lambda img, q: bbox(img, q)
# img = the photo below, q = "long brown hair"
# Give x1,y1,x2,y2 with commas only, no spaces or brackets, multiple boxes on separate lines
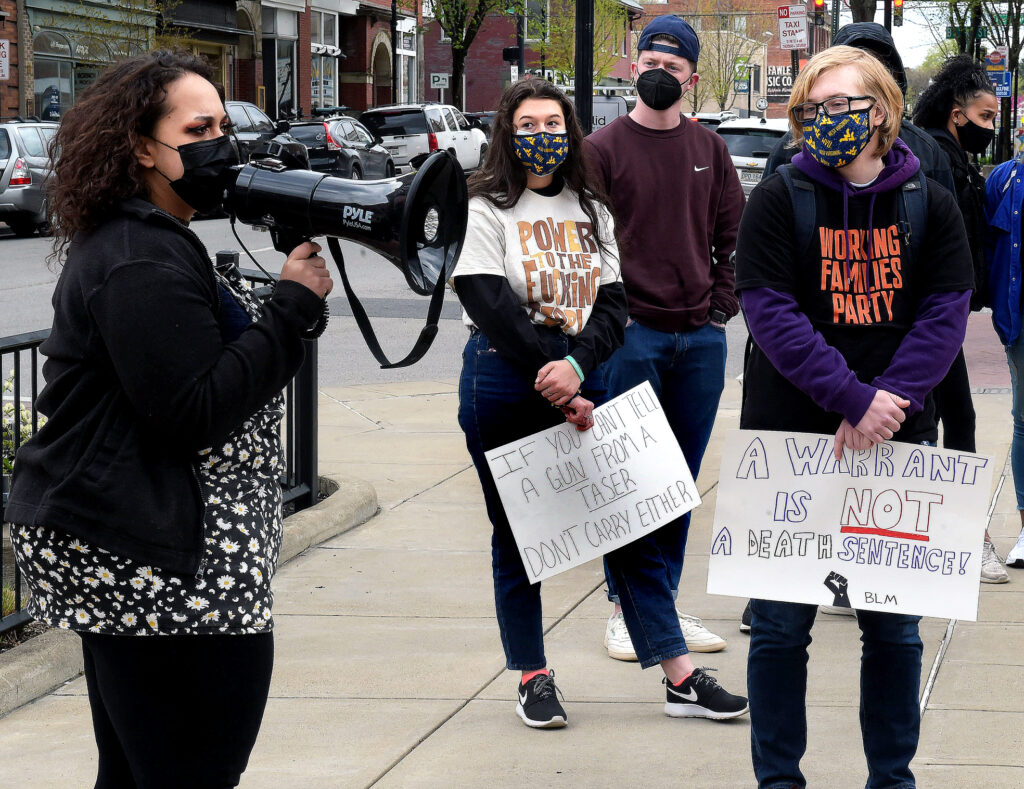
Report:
47,50,216,263
468,79,614,251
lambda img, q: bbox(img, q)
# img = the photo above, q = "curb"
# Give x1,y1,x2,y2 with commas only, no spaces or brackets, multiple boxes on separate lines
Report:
0,473,378,720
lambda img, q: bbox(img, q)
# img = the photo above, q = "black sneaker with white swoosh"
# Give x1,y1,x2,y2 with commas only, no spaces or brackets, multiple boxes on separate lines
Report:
516,670,568,728
664,667,749,719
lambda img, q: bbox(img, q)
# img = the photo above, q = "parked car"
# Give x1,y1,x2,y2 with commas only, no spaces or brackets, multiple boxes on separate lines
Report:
360,103,487,173
686,110,738,130
0,119,58,237
286,118,395,180
225,100,297,163
715,117,790,195
464,111,496,139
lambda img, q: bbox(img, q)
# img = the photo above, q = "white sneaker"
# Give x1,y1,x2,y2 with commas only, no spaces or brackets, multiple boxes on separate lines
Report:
819,605,857,616
981,541,1009,584
604,612,637,661
678,611,726,653
1007,530,1024,568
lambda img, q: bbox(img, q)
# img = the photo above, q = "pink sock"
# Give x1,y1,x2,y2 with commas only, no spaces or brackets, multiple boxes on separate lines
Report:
671,670,694,687
521,668,549,684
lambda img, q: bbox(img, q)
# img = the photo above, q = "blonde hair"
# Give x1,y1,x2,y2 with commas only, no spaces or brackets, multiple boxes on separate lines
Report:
787,45,903,156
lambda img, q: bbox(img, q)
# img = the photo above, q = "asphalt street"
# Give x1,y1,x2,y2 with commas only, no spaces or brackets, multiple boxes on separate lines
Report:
0,218,750,387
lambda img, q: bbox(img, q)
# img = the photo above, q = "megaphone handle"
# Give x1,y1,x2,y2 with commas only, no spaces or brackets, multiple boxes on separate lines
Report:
268,228,330,340
327,236,444,369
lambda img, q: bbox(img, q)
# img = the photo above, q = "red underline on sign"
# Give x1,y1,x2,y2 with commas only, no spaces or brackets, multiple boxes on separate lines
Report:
839,527,930,542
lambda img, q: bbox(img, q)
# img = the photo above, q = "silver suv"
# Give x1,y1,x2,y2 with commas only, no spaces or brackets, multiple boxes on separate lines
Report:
360,103,487,174
0,119,58,237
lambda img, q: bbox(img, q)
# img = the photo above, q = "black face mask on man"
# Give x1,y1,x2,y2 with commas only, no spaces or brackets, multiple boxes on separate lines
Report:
954,113,995,155
151,135,239,214
635,68,684,111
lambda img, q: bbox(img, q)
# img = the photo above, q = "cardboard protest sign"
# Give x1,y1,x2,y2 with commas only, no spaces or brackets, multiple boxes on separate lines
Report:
485,382,699,583
707,430,992,620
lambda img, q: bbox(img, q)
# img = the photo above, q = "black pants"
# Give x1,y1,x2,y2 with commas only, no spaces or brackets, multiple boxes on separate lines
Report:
932,346,976,452
80,631,274,789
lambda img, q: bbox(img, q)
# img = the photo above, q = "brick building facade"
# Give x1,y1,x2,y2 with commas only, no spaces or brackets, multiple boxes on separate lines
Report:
422,2,641,113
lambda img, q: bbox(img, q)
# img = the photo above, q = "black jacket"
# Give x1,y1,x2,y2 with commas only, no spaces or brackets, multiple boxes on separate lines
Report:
4,199,323,574
925,127,990,309
762,23,955,196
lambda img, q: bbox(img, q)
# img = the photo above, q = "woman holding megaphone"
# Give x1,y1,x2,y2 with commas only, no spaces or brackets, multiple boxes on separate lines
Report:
452,79,627,729
5,51,330,787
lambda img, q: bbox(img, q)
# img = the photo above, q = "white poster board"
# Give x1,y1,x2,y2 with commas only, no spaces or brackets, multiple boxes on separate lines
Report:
707,430,992,620
777,5,808,51
485,382,699,583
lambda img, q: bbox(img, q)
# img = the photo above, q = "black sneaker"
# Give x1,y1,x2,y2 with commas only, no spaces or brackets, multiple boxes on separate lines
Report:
516,670,567,729
664,668,749,720
740,601,752,634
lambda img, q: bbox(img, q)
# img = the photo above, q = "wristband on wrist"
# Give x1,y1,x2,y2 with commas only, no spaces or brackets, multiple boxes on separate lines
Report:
564,355,584,384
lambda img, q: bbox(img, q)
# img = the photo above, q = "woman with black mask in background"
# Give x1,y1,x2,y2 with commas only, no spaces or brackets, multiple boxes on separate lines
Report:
4,51,331,787
912,55,1006,583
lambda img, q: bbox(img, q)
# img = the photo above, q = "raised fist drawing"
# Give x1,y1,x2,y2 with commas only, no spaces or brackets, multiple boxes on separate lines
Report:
824,571,852,608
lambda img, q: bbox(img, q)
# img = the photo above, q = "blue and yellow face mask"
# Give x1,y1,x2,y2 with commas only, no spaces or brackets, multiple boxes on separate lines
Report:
802,110,874,170
513,131,569,176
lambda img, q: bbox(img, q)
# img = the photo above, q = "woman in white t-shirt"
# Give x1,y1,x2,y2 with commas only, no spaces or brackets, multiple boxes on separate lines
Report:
452,79,627,729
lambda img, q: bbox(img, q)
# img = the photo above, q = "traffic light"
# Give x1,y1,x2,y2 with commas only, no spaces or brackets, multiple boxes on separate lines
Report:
813,0,825,27
893,0,904,27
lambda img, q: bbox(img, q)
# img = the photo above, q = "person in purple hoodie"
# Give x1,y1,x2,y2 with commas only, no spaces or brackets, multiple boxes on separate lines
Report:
734,46,974,789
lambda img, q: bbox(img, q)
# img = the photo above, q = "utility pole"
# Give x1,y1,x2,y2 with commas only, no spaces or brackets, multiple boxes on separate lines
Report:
575,0,594,134
391,0,399,103
883,0,891,32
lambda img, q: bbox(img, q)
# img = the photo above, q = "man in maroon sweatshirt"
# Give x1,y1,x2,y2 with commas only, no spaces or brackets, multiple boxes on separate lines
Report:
585,15,746,702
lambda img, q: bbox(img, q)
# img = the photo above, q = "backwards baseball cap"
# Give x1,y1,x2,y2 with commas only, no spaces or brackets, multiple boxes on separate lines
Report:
637,16,700,63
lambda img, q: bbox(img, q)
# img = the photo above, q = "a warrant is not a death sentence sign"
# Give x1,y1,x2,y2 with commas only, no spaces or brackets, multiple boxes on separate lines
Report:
707,430,992,620
485,382,698,583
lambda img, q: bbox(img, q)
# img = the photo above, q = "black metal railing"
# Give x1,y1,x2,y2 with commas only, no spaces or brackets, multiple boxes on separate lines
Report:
1,267,318,638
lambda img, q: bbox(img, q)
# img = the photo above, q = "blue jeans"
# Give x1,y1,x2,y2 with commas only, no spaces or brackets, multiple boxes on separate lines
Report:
601,320,727,604
458,329,583,670
747,600,922,789
1005,336,1024,510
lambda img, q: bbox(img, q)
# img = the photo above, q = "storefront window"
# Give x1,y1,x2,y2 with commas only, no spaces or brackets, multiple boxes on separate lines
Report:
310,11,338,109
277,39,296,117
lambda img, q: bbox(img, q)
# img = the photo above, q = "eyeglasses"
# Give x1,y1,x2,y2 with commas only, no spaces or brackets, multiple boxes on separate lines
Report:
793,96,875,123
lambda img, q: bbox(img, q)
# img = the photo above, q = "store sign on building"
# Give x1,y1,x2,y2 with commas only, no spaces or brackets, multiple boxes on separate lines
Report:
767,64,793,103
0,40,9,81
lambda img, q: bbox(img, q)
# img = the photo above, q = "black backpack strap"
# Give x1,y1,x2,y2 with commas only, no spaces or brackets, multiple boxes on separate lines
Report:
779,164,818,257
897,169,928,266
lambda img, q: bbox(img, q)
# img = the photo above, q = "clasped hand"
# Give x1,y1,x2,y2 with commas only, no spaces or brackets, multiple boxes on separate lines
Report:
535,360,582,406
833,389,910,460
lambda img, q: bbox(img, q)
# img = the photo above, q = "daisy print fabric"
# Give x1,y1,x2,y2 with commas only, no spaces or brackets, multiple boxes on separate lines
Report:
10,267,287,636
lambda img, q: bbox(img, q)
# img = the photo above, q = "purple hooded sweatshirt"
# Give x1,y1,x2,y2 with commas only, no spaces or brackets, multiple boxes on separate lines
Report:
738,138,971,428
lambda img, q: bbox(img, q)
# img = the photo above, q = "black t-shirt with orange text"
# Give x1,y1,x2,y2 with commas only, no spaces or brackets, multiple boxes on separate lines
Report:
735,171,975,438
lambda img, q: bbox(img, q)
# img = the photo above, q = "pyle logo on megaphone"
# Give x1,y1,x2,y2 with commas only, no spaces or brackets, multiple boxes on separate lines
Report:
342,205,374,229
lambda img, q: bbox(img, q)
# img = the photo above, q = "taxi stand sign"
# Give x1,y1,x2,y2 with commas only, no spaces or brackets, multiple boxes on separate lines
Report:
777,5,808,51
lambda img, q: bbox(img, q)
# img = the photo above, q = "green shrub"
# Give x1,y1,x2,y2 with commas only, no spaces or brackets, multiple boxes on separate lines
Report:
2,371,44,474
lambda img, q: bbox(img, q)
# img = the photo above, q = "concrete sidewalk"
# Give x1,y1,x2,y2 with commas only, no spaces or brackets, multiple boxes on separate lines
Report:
2,324,1023,786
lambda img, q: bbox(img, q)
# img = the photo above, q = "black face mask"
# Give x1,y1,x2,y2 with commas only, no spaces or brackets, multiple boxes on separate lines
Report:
955,115,995,155
635,68,684,111
152,135,239,214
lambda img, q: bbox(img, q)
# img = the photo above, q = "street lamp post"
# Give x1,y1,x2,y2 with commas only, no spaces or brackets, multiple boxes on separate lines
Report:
575,0,594,134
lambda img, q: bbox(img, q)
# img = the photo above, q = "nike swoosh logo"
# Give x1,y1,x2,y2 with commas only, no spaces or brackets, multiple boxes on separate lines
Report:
519,689,529,705
668,686,699,702
694,166,709,172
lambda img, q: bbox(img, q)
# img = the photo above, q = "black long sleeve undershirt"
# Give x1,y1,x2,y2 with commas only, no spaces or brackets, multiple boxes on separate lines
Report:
454,273,627,379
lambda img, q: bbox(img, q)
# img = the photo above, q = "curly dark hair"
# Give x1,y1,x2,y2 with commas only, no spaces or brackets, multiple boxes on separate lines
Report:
467,79,614,252
47,50,217,263
911,54,995,131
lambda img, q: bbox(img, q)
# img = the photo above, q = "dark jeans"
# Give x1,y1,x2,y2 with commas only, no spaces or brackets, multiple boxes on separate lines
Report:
80,631,274,789
458,329,578,670
601,320,727,604
932,347,976,453
747,600,922,789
